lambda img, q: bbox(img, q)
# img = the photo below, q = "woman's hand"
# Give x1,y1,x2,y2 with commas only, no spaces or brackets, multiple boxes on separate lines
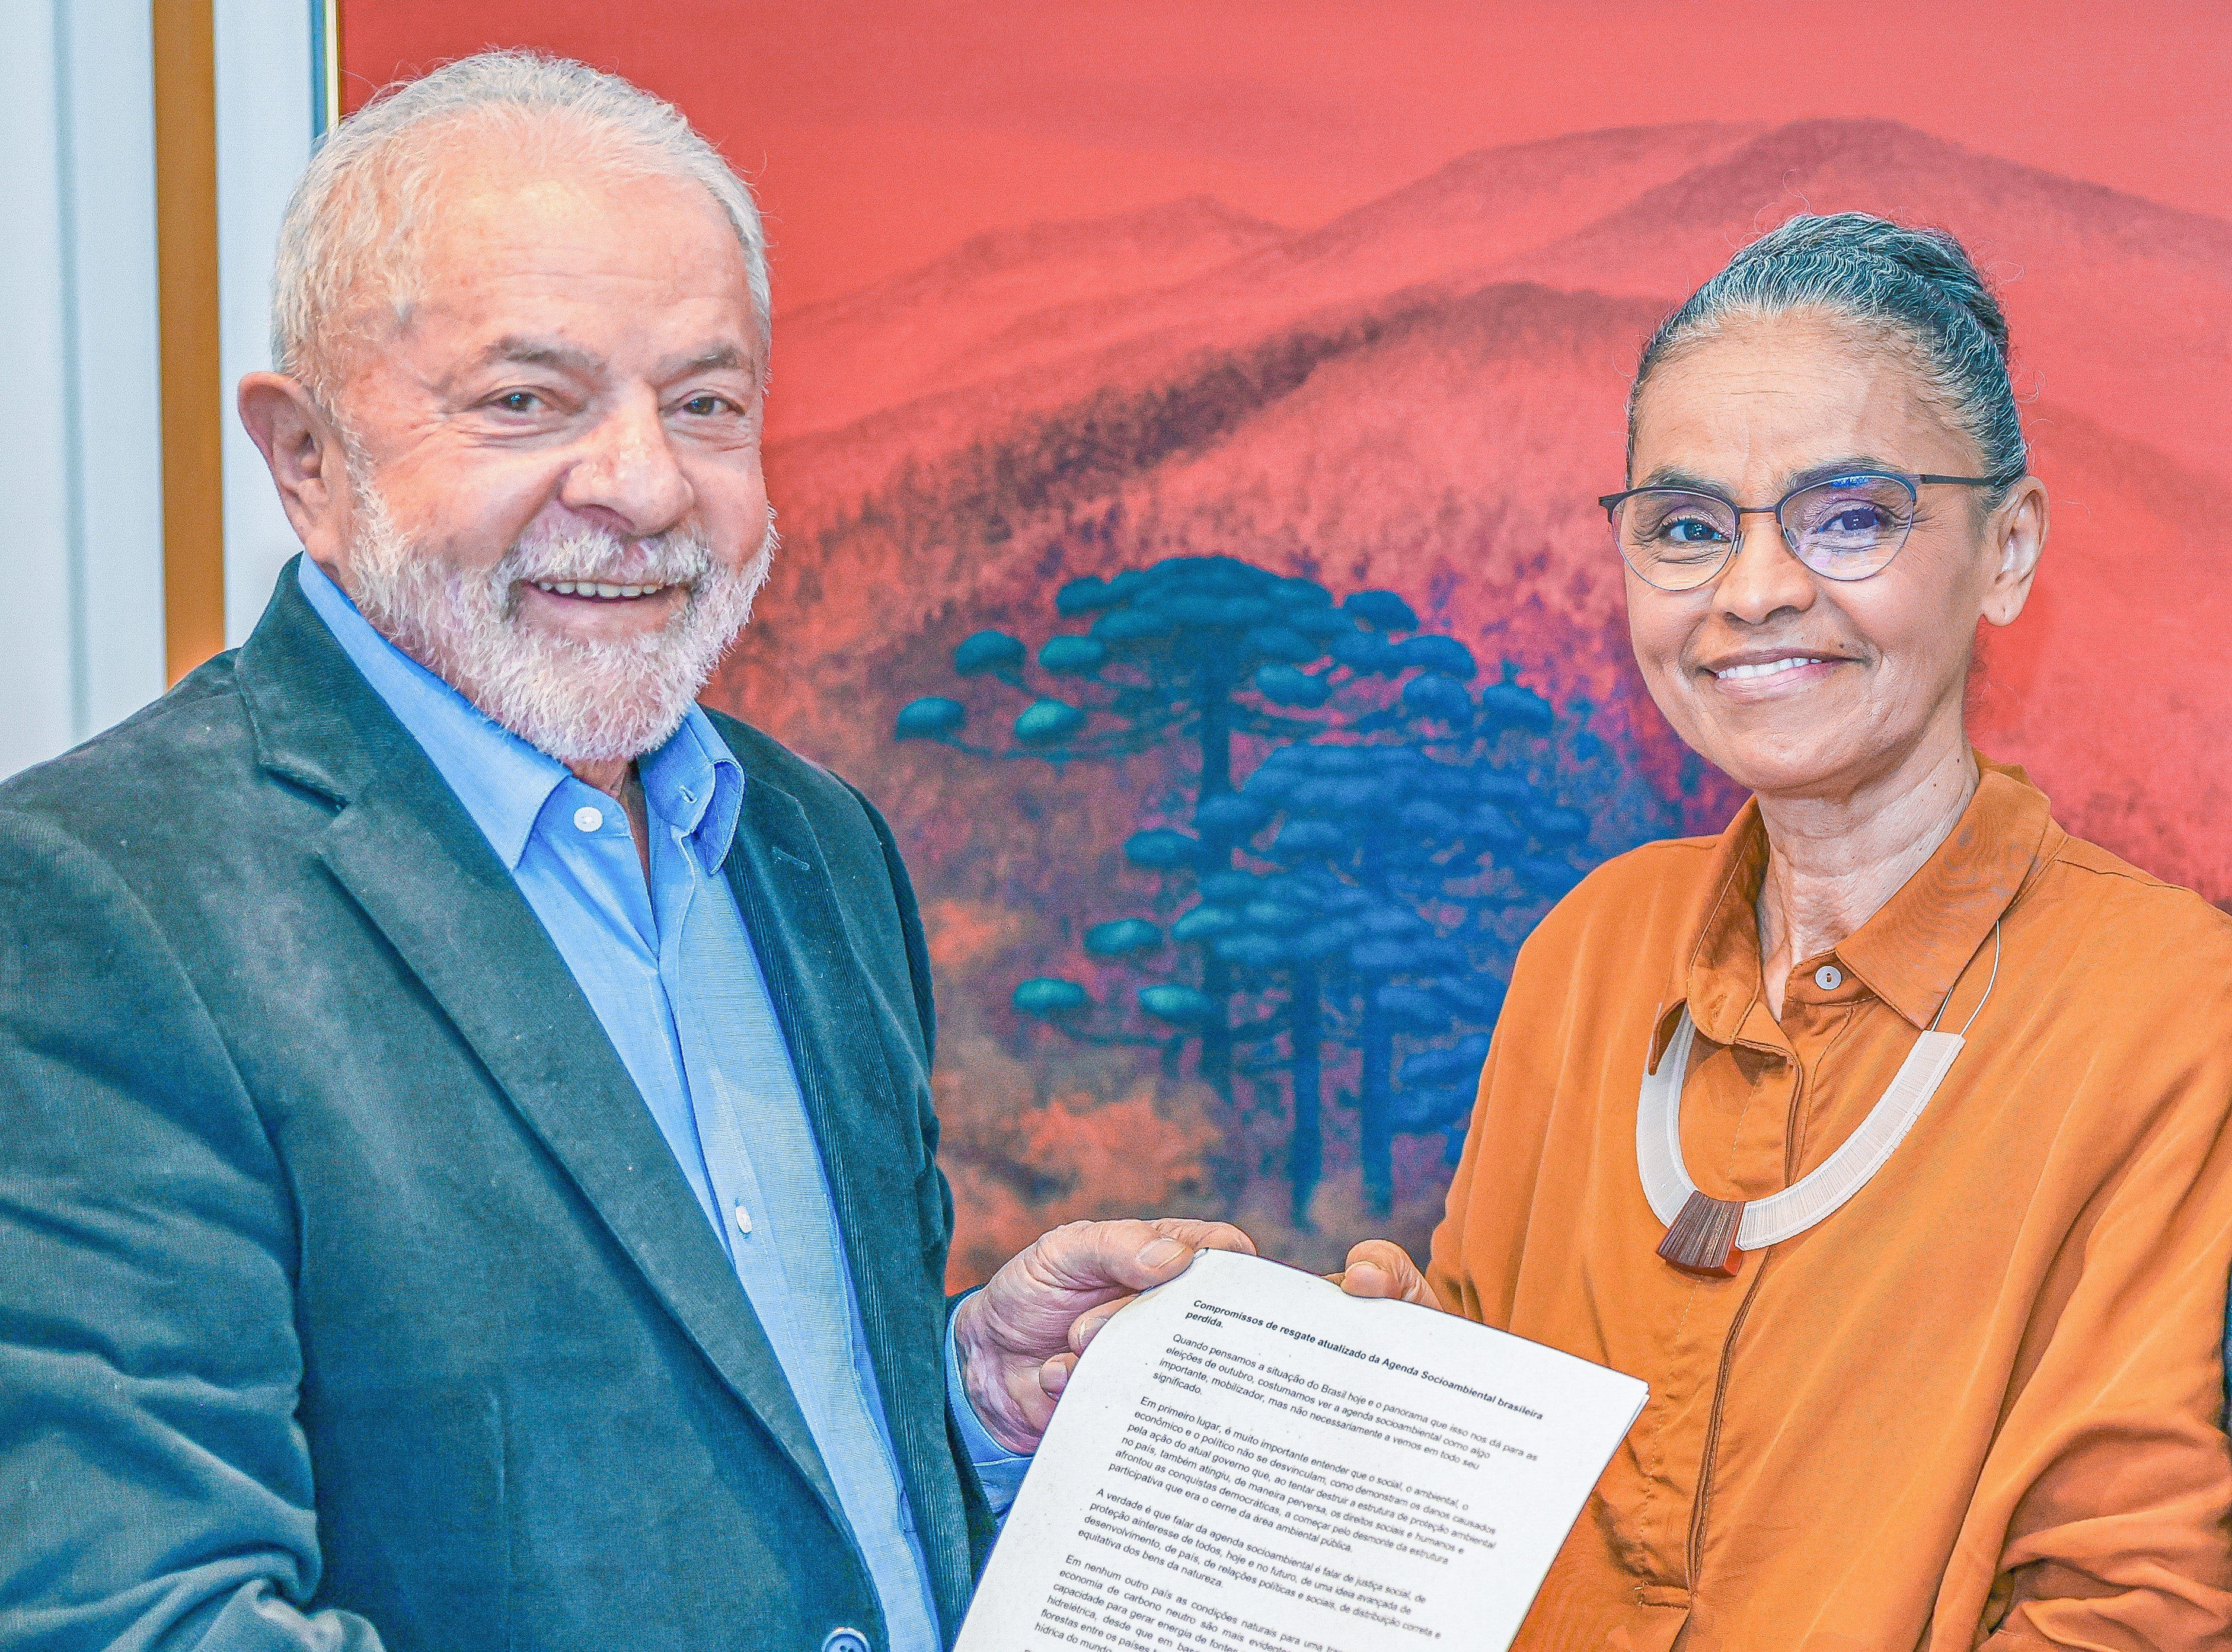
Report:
1332,1238,1439,1306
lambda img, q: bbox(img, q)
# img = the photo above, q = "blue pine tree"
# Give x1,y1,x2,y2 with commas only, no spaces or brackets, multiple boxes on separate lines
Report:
897,554,1611,1223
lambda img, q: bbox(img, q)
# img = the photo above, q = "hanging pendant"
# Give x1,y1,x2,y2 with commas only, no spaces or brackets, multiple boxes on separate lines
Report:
1637,1004,1979,1280
1657,1190,1745,1277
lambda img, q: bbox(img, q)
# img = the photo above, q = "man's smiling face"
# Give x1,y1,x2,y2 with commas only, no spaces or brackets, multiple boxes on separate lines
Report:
315,140,772,761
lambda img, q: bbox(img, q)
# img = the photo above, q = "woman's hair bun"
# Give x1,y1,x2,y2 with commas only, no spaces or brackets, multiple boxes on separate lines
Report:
1629,210,2026,489
1731,212,2009,362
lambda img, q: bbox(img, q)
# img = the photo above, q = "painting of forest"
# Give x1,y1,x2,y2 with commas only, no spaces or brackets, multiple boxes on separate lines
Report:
344,3,2232,1280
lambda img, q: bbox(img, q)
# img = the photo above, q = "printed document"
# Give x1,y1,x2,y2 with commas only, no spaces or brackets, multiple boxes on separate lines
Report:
954,1250,1646,1652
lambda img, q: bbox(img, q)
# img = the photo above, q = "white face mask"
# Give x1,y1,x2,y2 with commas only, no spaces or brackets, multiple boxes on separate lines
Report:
339,459,775,764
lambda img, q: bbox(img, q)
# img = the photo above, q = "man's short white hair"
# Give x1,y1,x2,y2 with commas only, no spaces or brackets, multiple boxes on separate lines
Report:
272,50,769,407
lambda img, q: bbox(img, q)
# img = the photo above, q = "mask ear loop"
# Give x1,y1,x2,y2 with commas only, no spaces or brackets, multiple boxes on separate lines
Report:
1928,922,2003,1036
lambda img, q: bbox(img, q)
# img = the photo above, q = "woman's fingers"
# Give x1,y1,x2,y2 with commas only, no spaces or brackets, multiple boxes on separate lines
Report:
1334,1239,1437,1306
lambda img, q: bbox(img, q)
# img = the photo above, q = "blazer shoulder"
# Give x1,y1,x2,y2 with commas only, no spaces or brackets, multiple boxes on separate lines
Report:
0,653,254,833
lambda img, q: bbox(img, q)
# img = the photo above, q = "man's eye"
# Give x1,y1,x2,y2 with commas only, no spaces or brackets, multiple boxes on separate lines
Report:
680,394,732,417
494,391,542,414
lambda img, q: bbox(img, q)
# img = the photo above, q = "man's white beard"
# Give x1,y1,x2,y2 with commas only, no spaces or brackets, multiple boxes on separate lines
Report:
341,473,772,764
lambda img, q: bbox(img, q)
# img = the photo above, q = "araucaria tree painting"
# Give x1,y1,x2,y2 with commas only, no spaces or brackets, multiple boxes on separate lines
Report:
898,554,1620,1222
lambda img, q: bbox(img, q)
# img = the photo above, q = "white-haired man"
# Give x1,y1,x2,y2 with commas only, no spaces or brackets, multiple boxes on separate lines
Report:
0,53,1247,1652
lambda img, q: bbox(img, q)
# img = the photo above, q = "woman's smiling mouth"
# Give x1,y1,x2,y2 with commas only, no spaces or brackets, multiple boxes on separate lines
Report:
1695,650,1857,698
1716,654,1830,681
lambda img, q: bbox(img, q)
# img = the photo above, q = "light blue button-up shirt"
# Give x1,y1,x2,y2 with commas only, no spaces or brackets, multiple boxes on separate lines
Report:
298,558,1026,1647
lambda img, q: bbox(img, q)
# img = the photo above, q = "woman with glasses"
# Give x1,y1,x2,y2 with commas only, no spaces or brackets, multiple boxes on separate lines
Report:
1336,214,2232,1646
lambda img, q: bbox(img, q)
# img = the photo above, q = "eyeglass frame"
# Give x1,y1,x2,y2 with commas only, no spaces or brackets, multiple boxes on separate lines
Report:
1595,466,2026,592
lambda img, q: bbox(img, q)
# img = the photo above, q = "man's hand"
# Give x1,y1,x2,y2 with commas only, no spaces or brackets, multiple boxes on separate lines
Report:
1331,1238,1439,1306
952,1218,1255,1453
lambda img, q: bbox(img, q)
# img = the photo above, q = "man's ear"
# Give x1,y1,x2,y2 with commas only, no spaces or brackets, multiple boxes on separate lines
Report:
1979,477,2049,629
238,373,352,576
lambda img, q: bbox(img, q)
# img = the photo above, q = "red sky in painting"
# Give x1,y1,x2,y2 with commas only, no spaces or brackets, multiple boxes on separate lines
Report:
343,0,2232,311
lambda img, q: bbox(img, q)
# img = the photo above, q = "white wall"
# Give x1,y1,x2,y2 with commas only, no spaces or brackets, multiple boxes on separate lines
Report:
0,0,167,778
0,1,317,780
216,0,314,647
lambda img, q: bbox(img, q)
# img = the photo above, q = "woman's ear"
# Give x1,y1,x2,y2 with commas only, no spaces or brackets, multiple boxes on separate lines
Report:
1979,477,2049,628
238,373,353,574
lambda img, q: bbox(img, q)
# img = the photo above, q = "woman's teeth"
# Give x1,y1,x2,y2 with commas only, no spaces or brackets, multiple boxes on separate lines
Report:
1716,656,1826,681
532,580,665,599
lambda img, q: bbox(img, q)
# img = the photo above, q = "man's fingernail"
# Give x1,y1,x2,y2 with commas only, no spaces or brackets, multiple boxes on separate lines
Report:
1348,1263,1384,1287
1040,1362,1070,1397
1138,1236,1184,1268
1075,1315,1109,1345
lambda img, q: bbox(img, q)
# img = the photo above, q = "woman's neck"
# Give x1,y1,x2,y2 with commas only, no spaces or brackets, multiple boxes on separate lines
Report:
1754,737,1980,1020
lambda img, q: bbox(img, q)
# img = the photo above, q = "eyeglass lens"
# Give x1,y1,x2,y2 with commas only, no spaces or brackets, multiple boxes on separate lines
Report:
1611,475,1917,590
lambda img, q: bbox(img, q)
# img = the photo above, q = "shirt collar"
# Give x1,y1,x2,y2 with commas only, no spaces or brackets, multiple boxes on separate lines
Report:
640,704,746,871
296,556,743,870
1654,757,2054,1061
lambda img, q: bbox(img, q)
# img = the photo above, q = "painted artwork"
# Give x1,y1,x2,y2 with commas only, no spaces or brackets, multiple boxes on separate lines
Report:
342,2,2232,1279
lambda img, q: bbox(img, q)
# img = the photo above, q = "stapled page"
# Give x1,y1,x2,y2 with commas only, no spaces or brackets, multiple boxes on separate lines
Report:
954,1250,1647,1652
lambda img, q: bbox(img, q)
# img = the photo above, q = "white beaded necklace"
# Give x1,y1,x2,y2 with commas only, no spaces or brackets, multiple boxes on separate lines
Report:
1637,925,2000,1276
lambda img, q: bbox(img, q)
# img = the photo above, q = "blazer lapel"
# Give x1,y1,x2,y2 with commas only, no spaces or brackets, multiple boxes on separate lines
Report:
723,778,963,1585
238,570,847,1521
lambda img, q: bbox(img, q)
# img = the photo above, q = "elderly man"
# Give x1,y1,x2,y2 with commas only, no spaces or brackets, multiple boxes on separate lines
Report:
0,52,1244,1652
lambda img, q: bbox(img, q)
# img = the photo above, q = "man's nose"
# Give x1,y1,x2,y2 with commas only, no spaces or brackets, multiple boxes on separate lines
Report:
558,390,692,536
1714,511,1816,625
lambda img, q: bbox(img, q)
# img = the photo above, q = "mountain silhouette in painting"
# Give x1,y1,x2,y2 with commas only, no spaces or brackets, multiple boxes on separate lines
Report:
773,194,1291,439
728,116,2232,902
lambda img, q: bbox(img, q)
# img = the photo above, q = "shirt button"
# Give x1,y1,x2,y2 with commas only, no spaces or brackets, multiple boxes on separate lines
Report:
572,806,603,833
821,1630,870,1652
1814,964,1843,991
733,1202,753,1235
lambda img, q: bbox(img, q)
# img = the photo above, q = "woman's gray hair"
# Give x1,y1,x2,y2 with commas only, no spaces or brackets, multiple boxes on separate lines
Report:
272,50,768,405
1627,212,2026,497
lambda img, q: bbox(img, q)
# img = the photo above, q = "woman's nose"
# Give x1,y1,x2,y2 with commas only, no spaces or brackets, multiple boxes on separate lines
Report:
1714,512,1816,625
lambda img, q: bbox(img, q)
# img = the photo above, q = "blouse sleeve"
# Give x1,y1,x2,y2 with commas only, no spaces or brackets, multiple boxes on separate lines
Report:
1974,1035,2232,1647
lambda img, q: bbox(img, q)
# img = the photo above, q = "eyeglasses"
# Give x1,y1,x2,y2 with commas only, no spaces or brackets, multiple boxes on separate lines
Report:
1598,468,2022,592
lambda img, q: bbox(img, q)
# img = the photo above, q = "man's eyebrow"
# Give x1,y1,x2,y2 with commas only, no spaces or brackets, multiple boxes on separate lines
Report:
659,343,759,379
474,335,603,373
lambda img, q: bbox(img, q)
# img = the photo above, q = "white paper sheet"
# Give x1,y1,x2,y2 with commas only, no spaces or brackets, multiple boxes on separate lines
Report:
953,1251,1647,1652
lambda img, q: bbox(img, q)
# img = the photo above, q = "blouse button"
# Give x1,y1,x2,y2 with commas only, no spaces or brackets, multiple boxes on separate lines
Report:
1814,964,1843,991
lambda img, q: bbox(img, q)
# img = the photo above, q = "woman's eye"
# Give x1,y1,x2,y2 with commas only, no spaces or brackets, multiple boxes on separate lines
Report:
1824,506,1888,533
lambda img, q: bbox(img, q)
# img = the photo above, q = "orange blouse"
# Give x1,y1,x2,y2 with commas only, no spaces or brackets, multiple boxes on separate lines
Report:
1429,761,2232,1650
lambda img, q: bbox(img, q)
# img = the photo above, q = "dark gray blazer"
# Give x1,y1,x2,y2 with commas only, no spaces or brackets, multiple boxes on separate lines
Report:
0,567,990,1651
